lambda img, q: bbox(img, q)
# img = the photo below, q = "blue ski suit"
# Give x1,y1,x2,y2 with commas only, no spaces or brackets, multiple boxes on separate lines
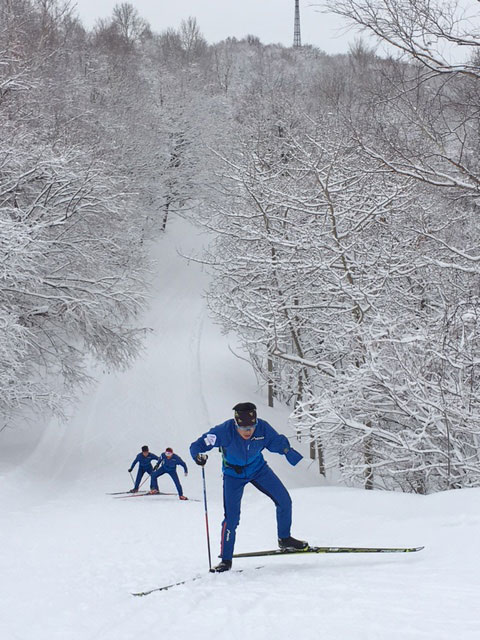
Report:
129,452,160,490
151,453,188,496
190,418,302,561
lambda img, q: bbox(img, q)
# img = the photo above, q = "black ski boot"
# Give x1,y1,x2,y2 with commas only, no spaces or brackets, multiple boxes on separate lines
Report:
278,536,309,551
210,559,232,573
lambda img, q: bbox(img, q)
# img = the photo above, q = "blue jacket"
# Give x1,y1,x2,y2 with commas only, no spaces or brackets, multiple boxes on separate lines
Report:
130,452,160,470
190,418,302,479
157,453,188,473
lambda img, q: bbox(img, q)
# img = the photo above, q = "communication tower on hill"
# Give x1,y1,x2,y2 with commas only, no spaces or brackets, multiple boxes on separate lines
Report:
293,0,302,48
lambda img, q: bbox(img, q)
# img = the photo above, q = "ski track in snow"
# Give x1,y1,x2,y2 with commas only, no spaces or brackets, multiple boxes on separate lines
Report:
1,217,480,639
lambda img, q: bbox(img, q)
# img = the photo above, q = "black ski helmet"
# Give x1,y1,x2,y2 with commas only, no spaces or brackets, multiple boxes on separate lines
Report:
233,402,257,427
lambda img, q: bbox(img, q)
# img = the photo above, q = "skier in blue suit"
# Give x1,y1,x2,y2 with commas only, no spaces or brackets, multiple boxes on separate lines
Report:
190,402,308,572
150,448,189,500
128,445,160,492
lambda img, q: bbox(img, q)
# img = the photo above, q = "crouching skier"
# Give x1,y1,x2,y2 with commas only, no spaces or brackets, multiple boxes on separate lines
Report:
190,402,308,572
150,447,189,500
128,445,160,492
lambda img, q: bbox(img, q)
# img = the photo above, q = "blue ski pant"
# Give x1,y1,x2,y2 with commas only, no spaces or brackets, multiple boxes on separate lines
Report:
151,468,183,496
220,463,292,561
133,466,154,490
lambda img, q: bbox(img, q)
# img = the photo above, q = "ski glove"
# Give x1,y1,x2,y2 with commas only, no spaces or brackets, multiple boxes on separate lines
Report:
153,464,159,471
195,454,208,466
128,468,133,473
285,448,302,466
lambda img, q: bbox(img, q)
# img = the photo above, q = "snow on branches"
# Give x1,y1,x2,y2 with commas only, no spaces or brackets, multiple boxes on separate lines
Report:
202,69,480,492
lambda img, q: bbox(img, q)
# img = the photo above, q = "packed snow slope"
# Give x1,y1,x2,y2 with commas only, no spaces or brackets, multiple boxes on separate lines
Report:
1,217,479,640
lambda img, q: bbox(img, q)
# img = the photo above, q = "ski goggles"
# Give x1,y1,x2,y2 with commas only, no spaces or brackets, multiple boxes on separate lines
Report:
235,420,258,431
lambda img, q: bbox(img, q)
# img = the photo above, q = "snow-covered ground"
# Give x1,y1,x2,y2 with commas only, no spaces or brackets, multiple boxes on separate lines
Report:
1,217,479,640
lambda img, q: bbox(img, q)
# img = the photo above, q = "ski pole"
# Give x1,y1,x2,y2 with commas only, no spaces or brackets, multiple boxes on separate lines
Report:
129,470,149,491
201,465,212,571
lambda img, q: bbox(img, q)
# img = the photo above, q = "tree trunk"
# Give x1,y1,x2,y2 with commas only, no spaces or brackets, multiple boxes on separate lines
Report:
364,429,374,490
161,198,170,231
267,352,274,407
310,427,316,460
317,437,326,476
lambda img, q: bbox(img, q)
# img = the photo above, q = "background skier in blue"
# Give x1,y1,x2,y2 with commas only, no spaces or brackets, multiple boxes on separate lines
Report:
150,447,189,500
128,445,160,492
190,402,308,572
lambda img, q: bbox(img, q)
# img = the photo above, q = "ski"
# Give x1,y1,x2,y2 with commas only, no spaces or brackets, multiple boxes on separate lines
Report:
132,567,262,597
233,544,424,558
115,492,200,502
114,491,176,499
132,573,206,596
106,491,149,496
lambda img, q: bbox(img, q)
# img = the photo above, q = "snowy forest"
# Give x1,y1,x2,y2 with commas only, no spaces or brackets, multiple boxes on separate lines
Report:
2,0,480,495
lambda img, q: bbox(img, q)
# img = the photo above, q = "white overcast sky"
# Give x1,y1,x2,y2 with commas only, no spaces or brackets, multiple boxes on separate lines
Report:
72,0,358,55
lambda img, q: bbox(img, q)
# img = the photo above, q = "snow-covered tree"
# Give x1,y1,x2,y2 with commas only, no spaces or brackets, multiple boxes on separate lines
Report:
202,46,480,491
0,0,148,422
